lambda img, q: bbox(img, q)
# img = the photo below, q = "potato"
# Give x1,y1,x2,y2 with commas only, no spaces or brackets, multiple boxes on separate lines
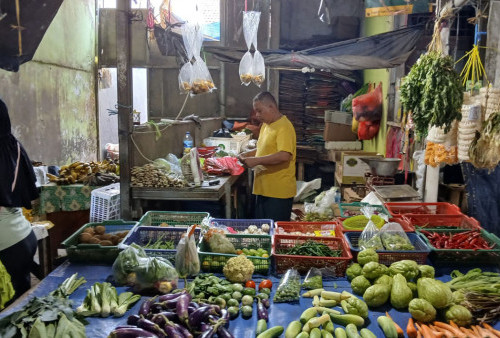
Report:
88,237,101,244
83,227,95,235
101,233,112,241
110,235,120,245
95,225,106,235
100,240,113,246
79,232,92,243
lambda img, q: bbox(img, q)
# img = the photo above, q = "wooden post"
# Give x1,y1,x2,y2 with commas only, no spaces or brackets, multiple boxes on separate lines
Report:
116,0,133,219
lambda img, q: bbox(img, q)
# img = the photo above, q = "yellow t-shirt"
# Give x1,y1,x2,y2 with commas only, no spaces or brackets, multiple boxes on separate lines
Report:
253,115,296,199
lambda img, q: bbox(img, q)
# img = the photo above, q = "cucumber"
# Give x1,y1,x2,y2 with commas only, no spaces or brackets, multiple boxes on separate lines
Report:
360,328,377,338
328,314,364,328
296,333,309,338
256,319,267,337
310,328,321,338
300,308,318,324
377,316,398,338
346,323,361,338
324,321,334,334
334,327,347,338
321,330,334,338
257,326,284,338
285,321,302,338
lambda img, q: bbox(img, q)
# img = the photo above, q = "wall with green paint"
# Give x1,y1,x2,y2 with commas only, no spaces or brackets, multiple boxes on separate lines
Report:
362,15,395,156
0,0,97,165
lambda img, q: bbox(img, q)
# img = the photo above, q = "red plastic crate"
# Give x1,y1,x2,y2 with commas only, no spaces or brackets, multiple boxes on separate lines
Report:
338,217,414,232
272,235,352,275
385,202,462,217
401,215,481,230
274,221,342,237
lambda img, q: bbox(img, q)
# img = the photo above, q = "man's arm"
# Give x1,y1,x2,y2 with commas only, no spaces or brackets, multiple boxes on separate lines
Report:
241,151,292,168
239,149,257,158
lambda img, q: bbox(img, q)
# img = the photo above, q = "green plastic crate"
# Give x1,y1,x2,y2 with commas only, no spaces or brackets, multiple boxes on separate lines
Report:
198,234,272,275
416,228,500,266
62,220,137,264
339,202,391,218
138,211,210,227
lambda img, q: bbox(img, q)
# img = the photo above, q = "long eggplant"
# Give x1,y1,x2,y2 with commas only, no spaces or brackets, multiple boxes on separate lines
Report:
158,299,179,310
137,318,167,338
257,300,268,321
217,326,234,338
200,323,212,331
173,323,193,338
199,326,215,338
188,306,217,329
108,327,159,338
150,303,164,313
153,311,179,323
176,294,192,322
138,298,155,316
157,291,185,302
188,302,200,309
220,309,229,323
261,298,270,309
127,314,141,326
113,325,138,330
163,323,184,338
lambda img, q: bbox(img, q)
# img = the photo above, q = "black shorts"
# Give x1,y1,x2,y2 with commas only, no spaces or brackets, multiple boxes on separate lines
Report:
254,195,293,221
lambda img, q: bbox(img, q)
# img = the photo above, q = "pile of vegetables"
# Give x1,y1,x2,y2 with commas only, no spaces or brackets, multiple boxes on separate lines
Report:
109,291,234,338
419,230,495,250
78,225,129,246
276,241,341,257
143,238,175,250
76,282,140,318
406,317,500,337
469,110,500,170
0,273,87,337
400,51,463,138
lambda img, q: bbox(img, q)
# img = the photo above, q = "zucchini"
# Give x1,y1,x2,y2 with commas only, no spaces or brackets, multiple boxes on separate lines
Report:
360,328,377,338
256,319,267,336
334,327,347,338
285,321,302,338
256,326,284,338
300,308,318,324
310,328,321,338
307,314,330,329
377,316,398,338
303,288,324,298
321,330,334,338
345,323,361,338
328,314,365,328
296,333,309,338
314,307,340,316
324,321,334,334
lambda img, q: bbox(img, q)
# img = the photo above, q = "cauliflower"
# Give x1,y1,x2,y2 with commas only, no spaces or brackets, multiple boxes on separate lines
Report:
223,255,255,283
261,223,270,233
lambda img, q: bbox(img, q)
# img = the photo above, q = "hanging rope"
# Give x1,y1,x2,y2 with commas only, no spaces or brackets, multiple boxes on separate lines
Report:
10,0,24,55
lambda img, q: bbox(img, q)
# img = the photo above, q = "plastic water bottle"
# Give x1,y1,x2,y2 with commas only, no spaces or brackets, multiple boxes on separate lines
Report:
183,132,194,154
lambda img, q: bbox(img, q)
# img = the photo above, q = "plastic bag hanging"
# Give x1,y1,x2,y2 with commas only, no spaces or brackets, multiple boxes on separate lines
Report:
239,11,264,86
190,24,216,95
175,225,200,278
178,23,196,94
251,16,265,87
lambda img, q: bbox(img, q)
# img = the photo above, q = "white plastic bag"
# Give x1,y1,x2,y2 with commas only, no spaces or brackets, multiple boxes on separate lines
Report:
379,222,415,251
239,51,253,86
252,50,265,87
175,225,200,278
239,11,265,86
304,187,337,217
358,207,383,250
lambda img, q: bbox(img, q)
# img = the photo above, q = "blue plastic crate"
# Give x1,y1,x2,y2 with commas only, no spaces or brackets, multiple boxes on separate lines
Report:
122,226,201,263
343,232,430,265
210,218,274,235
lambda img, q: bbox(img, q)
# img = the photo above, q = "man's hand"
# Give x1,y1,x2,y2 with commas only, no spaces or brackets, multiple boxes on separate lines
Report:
241,157,261,168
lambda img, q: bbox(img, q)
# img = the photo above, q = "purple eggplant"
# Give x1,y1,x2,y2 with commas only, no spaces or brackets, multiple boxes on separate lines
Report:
217,326,234,338
108,327,159,338
153,311,178,322
150,303,164,313
173,323,193,338
139,298,155,316
188,306,217,329
261,298,270,309
188,302,200,309
137,318,167,338
257,300,268,321
158,299,179,310
113,325,138,330
199,326,215,338
157,291,185,302
213,305,222,316
176,294,192,322
220,309,229,323
188,306,197,314
127,314,141,326
200,323,212,331
163,323,183,338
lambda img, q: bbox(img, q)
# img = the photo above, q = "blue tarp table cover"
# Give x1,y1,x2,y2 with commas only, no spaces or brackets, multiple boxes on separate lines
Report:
1,261,499,337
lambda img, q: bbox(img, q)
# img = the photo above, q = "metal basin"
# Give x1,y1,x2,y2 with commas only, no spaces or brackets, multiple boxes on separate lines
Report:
360,157,401,177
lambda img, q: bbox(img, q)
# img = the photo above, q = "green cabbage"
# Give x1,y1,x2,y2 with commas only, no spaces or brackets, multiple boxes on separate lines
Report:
351,275,371,295
417,278,453,309
362,262,388,280
418,265,435,279
363,284,391,307
390,274,413,309
357,248,379,266
408,298,436,323
341,297,369,319
444,304,472,327
346,263,363,281
389,260,419,281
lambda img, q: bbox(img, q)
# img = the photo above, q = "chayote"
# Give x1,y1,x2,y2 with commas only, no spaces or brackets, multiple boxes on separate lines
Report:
417,278,453,309
351,275,371,295
408,298,436,323
389,260,419,281
418,265,435,279
444,304,472,327
452,290,465,305
357,248,379,266
363,284,391,307
390,274,413,309
374,275,393,289
407,282,418,298
346,263,363,281
341,297,369,319
362,262,388,280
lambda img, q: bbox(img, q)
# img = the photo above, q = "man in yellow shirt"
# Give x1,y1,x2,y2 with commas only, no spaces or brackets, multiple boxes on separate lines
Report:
239,92,296,221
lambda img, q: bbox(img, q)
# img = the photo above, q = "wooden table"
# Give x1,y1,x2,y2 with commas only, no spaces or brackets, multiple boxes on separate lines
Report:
131,175,241,218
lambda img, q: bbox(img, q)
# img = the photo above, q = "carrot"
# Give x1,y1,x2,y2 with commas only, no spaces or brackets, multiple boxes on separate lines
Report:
475,325,497,338
460,327,479,338
433,321,465,337
385,312,404,337
417,332,423,338
450,320,459,329
483,323,500,338
420,324,439,338
429,325,453,338
471,325,482,337
407,317,418,338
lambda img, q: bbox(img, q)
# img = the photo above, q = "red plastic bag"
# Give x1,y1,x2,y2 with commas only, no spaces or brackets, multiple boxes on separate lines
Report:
203,157,244,176
353,83,383,122
358,121,380,140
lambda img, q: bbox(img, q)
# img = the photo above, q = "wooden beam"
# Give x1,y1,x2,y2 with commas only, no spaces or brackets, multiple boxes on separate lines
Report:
116,0,133,219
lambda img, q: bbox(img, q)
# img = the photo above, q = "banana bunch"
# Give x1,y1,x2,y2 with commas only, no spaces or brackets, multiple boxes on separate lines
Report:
47,160,120,185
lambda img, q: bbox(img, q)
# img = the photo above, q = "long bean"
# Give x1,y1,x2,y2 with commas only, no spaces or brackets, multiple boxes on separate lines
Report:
277,241,341,257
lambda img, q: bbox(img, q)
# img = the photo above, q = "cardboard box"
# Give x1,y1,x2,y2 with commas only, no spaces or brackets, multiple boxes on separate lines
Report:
203,135,250,154
324,110,353,124
324,123,358,142
336,151,383,184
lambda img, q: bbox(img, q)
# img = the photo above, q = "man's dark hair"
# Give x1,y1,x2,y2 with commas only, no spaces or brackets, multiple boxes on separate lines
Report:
253,91,277,108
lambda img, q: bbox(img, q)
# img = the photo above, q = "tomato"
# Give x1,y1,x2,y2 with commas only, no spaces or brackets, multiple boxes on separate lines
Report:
259,279,272,290
245,280,256,289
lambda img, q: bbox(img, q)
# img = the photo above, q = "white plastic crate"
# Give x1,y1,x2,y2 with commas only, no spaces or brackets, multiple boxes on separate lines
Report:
90,183,120,222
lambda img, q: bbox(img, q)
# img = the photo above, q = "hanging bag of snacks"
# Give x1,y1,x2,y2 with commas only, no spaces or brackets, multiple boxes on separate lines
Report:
251,16,265,87
178,23,196,94
239,11,262,86
190,24,216,95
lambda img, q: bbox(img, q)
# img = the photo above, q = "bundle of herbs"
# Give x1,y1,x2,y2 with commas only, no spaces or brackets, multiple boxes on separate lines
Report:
0,273,87,338
400,51,463,139
277,240,341,257
469,111,500,170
